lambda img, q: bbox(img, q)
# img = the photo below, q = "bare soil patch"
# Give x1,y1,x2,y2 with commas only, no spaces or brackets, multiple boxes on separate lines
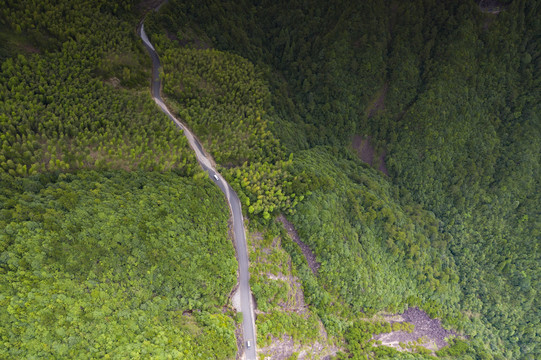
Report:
354,82,390,175
352,135,389,176
352,135,375,166
277,215,320,275
376,151,389,176
20,43,40,54
373,307,458,353
365,83,388,118
106,77,121,88
477,0,505,14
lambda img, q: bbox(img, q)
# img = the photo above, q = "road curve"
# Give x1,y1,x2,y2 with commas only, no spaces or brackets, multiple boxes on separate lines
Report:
138,20,257,360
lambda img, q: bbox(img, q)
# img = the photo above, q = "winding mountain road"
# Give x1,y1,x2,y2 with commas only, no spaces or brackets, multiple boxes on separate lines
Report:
138,21,257,360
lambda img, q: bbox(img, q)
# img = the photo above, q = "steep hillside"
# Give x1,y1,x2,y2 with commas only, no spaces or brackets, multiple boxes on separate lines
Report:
147,0,540,358
0,0,539,359
0,1,239,358
0,172,237,358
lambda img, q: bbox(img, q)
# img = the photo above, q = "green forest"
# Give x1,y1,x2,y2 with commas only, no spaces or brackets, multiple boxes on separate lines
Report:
0,172,237,358
1,0,540,359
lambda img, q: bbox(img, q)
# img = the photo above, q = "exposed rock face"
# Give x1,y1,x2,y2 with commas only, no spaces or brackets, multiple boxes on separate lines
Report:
374,307,458,352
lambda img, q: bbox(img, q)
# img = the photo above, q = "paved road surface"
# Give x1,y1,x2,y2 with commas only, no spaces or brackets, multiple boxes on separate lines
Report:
138,21,257,360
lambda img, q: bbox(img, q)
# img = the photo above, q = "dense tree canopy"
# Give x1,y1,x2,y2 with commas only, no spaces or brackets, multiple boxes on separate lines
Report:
0,0,197,177
0,171,237,358
0,0,539,358
152,0,540,358
0,1,239,357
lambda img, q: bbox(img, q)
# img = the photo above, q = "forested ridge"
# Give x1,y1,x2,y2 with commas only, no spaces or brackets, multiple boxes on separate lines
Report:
0,0,238,358
0,0,539,359
148,0,539,358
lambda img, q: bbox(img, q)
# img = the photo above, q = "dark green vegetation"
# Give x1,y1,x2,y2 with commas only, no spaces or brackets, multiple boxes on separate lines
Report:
289,149,460,317
0,172,237,358
1,0,539,359
147,0,540,359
